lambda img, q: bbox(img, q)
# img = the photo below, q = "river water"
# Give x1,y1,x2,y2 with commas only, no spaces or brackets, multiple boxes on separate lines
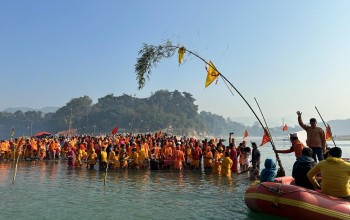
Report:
1,140,349,220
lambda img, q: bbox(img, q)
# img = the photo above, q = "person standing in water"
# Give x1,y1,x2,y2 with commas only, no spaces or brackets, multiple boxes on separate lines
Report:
297,111,326,162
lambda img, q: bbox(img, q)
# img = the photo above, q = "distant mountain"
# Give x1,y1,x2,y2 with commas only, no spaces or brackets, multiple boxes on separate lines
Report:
1,107,59,114
327,119,350,136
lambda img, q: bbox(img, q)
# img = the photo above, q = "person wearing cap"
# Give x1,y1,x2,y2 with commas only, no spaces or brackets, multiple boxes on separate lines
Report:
307,147,350,200
297,111,326,162
276,133,305,158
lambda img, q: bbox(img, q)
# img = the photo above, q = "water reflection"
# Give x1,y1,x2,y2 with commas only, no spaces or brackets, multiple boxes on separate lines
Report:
1,141,349,220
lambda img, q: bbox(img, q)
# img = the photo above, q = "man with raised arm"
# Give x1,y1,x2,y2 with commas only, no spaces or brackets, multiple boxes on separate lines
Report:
297,111,326,162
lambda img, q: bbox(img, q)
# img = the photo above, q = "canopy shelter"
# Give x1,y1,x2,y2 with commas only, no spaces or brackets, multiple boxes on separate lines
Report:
34,131,52,139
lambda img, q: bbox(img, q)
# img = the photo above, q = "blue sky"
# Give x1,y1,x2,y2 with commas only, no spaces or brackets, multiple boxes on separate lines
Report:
1,1,349,126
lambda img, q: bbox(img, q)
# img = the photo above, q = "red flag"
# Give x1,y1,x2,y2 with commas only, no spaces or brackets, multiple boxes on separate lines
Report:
282,124,288,131
111,126,118,135
260,129,271,146
325,124,332,141
243,130,248,139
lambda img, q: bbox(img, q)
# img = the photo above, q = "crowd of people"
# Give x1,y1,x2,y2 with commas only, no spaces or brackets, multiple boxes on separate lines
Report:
1,110,349,200
0,132,257,178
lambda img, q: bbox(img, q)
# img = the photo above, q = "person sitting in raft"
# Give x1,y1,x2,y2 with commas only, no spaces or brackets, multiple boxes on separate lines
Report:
237,161,260,181
260,158,276,182
292,147,316,189
275,133,304,158
307,147,350,200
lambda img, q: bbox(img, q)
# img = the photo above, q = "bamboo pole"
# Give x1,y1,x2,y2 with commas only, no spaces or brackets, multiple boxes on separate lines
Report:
315,106,337,147
254,97,285,177
12,144,22,184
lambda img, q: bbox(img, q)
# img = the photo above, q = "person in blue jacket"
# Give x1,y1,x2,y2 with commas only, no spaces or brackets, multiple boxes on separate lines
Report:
260,158,276,182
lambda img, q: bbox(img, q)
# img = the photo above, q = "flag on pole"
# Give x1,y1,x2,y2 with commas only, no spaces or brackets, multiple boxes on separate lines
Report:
11,127,14,137
111,126,118,135
178,47,186,64
325,124,332,141
243,130,248,139
260,128,271,146
282,124,288,131
205,61,219,88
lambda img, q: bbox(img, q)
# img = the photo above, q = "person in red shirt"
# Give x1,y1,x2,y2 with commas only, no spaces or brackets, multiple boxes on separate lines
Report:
191,141,202,170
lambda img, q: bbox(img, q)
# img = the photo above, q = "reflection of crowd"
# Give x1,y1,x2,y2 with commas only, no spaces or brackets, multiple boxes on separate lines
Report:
0,133,258,177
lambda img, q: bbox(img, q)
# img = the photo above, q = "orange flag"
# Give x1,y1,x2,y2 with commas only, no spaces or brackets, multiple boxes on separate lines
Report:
205,61,219,88
325,124,332,141
243,130,248,139
111,126,118,135
11,127,14,137
282,124,288,131
260,129,271,146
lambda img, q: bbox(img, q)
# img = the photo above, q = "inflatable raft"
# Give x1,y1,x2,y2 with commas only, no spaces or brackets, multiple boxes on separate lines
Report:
244,177,350,220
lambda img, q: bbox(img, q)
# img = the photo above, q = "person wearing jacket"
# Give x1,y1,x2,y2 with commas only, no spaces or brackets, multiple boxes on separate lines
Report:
292,147,316,189
307,147,350,199
260,158,276,182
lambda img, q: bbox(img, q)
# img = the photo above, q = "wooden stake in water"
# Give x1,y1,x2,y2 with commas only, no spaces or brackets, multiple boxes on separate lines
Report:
104,162,109,186
12,145,21,184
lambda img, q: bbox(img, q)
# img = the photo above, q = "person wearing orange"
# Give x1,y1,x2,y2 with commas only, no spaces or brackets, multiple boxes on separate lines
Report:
108,146,116,168
0,140,10,160
203,147,213,170
76,147,83,167
87,148,97,170
37,140,46,160
173,143,185,170
138,141,147,169
219,151,233,177
191,142,202,170
112,148,120,170
212,147,224,174
130,147,139,169
185,143,192,169
67,147,76,167
163,140,173,169
276,133,305,158
99,146,108,170
229,142,238,174
48,140,56,160
119,146,129,170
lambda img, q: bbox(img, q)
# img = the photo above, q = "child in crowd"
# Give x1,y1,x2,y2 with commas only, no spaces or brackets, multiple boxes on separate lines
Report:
237,161,260,180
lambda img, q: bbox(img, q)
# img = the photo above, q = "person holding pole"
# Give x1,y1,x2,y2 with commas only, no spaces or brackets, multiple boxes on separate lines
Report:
296,111,326,162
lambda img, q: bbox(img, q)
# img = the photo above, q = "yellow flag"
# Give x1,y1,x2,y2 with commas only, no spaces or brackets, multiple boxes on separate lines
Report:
178,47,186,64
205,61,219,87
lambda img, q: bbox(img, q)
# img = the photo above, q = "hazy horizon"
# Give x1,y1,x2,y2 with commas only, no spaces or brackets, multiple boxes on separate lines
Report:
1,1,349,124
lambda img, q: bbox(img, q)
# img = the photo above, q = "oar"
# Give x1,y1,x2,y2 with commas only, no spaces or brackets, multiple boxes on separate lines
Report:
315,106,337,148
254,97,285,177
